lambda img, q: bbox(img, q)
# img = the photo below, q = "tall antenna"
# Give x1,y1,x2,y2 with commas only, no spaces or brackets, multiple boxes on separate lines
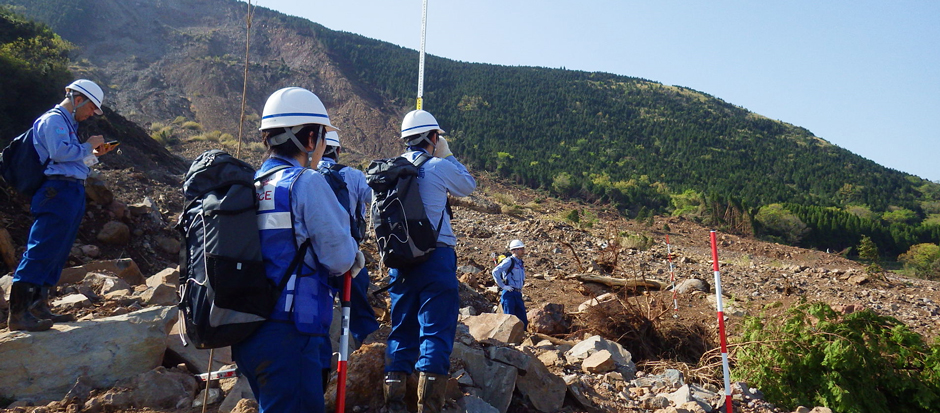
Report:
235,0,254,158
416,0,428,110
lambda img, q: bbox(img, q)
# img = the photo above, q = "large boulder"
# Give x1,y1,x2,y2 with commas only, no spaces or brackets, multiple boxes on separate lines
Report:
526,303,571,335
451,342,517,413
461,313,525,344
515,350,567,412
0,306,178,400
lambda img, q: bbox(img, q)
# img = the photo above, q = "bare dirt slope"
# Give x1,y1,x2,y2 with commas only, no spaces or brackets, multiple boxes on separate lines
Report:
3,140,940,412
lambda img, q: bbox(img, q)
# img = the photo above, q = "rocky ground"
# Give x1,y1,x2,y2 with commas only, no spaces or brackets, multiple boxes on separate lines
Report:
2,138,939,413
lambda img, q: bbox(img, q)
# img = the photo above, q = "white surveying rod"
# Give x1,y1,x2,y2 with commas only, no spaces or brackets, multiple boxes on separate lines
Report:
416,0,428,110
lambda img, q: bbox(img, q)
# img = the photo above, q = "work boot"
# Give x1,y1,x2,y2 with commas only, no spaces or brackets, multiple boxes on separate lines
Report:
383,371,408,413
7,282,53,332
30,285,75,323
417,372,448,413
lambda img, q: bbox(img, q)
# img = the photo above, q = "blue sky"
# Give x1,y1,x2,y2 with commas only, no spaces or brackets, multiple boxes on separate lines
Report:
252,0,940,181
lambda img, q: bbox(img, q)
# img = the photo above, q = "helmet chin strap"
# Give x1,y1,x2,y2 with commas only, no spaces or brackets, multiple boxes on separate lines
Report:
67,91,88,117
269,125,321,166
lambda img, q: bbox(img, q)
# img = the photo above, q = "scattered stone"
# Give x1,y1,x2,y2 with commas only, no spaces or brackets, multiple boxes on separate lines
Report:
139,283,178,306
193,388,223,407
218,376,255,413
59,259,145,286
97,221,131,245
128,197,153,216
84,174,114,206
582,349,616,373
565,335,637,378
155,236,181,254
79,245,100,258
675,278,709,294
51,293,91,310
148,267,180,288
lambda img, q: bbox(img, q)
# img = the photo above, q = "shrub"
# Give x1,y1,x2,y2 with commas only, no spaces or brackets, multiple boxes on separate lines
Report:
181,121,203,131
755,203,808,244
150,126,176,145
898,243,940,280
735,302,940,412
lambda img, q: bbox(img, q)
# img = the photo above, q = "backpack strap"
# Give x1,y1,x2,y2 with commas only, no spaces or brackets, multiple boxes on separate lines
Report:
501,257,516,285
255,164,290,183
278,238,313,291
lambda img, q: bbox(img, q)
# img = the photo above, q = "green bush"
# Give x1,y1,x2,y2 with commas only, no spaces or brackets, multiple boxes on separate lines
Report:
735,302,940,412
898,243,940,280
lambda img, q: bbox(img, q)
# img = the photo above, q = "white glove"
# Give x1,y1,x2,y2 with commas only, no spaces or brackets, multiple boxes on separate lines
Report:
432,136,453,158
350,250,366,277
502,286,514,292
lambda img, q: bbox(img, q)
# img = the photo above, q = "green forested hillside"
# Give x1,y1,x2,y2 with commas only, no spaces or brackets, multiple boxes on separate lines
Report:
313,24,930,213
0,6,71,139
312,21,940,258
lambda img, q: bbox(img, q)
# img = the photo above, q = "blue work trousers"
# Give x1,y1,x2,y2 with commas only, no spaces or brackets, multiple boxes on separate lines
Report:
14,179,85,286
232,321,330,413
501,290,528,329
385,247,459,375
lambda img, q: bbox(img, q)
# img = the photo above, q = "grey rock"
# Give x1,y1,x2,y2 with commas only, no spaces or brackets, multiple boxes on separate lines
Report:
0,306,178,400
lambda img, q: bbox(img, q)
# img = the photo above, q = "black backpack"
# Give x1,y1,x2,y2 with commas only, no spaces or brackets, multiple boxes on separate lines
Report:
366,154,441,269
0,127,51,197
176,150,303,349
319,163,366,243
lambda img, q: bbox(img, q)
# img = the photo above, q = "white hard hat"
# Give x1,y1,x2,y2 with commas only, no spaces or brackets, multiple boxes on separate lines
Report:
401,109,445,139
508,240,525,250
65,79,104,115
260,87,338,132
325,130,341,147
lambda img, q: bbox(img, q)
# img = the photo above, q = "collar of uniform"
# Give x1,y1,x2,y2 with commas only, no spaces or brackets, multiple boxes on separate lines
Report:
53,104,78,132
270,154,302,168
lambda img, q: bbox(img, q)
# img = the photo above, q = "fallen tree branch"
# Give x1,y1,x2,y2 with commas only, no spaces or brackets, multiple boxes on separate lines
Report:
574,274,667,290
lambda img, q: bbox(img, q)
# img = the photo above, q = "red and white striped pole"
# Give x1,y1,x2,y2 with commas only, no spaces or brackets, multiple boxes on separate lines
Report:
710,231,733,413
666,234,678,317
335,270,352,413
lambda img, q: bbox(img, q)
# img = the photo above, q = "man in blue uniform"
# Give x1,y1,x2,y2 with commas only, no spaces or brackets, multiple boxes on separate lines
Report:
384,110,476,413
9,79,114,332
232,87,363,413
492,239,528,328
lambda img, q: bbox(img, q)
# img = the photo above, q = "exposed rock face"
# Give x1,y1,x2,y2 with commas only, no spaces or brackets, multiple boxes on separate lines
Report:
0,306,178,400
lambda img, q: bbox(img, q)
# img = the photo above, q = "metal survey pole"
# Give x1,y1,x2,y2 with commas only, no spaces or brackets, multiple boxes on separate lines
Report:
416,0,428,110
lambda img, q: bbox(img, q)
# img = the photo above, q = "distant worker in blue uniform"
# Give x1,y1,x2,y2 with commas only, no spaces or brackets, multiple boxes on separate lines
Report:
9,79,115,332
492,239,529,329
233,87,364,413
384,110,476,413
